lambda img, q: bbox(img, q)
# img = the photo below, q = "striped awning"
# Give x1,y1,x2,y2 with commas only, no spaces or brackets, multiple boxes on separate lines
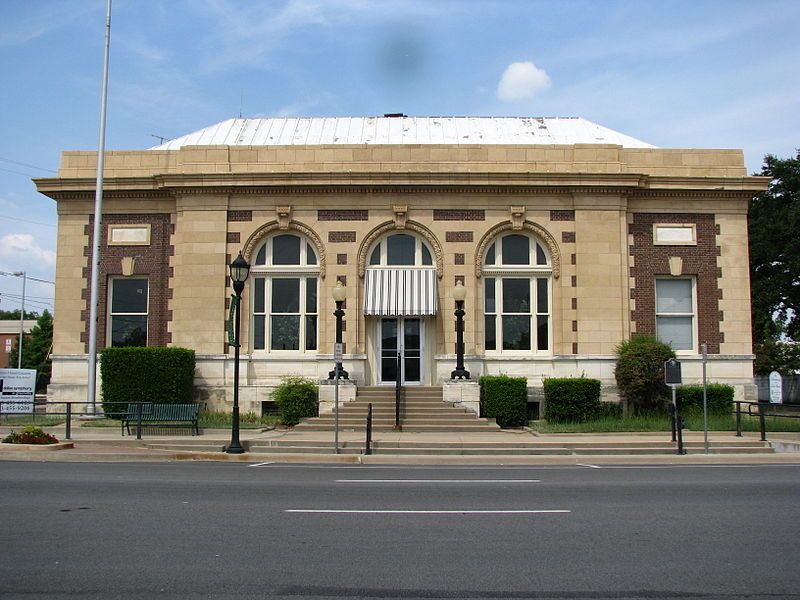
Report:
363,268,438,316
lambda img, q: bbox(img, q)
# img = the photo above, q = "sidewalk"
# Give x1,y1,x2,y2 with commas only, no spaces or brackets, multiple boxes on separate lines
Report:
2,420,800,465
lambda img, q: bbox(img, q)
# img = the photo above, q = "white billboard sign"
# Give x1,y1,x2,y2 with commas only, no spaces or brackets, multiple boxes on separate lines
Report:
0,369,37,414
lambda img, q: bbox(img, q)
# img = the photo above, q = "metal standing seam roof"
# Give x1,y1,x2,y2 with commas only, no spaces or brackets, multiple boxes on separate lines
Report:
150,117,656,150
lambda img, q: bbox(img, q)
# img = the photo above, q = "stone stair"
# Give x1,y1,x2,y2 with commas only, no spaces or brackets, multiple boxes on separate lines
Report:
293,386,501,433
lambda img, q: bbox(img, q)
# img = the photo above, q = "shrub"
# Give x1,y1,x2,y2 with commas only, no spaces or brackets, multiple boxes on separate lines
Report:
614,335,676,415
594,402,624,419
100,347,195,418
677,384,734,415
3,425,59,445
272,376,318,426
543,378,602,422
479,375,528,428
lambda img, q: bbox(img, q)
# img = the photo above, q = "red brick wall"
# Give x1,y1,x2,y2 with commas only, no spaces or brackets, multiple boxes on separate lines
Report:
82,214,173,350
629,213,721,353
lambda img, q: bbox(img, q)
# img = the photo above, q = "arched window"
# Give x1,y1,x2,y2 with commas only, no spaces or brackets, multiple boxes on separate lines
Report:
483,233,551,353
368,233,434,267
250,233,318,352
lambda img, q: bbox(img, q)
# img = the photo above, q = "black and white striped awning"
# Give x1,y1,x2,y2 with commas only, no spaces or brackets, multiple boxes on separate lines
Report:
363,268,438,316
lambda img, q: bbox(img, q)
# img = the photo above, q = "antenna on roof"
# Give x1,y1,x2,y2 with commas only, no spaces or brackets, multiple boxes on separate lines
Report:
239,92,243,119
150,134,169,145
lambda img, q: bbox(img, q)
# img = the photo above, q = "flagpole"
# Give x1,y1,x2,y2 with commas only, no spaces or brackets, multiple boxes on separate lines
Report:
86,0,113,415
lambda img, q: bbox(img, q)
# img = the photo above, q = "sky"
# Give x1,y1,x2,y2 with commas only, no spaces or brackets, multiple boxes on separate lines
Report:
1,0,798,316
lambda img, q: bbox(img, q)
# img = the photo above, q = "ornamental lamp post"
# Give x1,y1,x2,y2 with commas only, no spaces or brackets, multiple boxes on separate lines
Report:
329,280,348,380
226,252,250,455
451,280,470,380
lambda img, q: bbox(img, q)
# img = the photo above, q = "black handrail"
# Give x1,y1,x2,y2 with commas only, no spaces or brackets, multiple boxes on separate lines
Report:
735,401,800,441
394,351,402,431
364,402,373,455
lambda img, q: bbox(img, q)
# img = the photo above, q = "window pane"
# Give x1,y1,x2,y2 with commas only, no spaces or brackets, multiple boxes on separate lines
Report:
112,279,148,313
502,235,529,265
387,234,415,265
537,315,549,351
273,234,300,265
502,315,531,350
306,243,317,265
656,279,692,313
485,278,496,313
485,243,495,265
255,245,266,265
485,315,496,350
535,242,547,265
271,315,300,350
254,278,265,314
306,278,317,314
271,279,300,313
422,245,432,266
657,316,693,350
502,279,530,313
369,246,380,265
253,315,265,350
111,315,147,347
305,316,317,351
381,319,398,351
537,278,548,314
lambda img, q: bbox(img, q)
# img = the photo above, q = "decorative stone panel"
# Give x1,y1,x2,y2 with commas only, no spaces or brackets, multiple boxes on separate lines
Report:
318,210,368,221
446,231,473,242
550,210,575,221
433,209,485,221
227,210,252,222
329,231,357,243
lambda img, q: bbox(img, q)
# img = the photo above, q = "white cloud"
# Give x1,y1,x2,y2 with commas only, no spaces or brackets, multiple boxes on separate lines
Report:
0,234,56,269
497,61,551,102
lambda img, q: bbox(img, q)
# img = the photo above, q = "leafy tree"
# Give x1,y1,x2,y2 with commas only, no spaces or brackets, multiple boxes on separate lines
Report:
0,309,39,320
749,151,800,344
7,310,53,392
753,339,800,375
614,335,676,415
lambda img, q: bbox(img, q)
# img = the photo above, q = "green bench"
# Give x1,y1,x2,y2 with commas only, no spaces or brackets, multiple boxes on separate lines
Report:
121,403,201,436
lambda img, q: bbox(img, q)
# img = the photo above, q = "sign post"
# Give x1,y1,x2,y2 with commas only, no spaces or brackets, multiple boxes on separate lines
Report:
701,343,709,454
664,358,685,455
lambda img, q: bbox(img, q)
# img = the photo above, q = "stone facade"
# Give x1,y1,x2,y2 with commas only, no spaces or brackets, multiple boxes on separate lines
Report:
35,136,769,413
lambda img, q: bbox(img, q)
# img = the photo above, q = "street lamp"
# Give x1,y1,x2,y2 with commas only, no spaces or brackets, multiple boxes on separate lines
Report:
328,280,348,380
12,271,26,370
451,280,470,379
226,252,250,454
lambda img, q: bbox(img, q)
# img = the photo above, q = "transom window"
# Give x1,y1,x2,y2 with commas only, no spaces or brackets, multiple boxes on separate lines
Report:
108,277,148,347
483,233,551,353
369,233,433,267
251,234,318,352
656,278,696,352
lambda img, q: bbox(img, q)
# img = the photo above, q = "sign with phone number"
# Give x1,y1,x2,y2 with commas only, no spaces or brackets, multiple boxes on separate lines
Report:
0,369,37,413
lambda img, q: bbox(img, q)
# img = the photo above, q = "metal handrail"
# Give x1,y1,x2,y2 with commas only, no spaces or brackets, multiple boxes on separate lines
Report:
735,401,800,441
364,402,373,455
394,352,402,431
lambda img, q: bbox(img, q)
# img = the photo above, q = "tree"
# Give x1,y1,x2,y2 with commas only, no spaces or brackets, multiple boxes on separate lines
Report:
7,310,53,392
0,309,39,320
614,335,676,415
749,151,800,345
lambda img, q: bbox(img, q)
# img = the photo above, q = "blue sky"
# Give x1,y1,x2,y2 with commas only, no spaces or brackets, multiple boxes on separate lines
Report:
1,0,798,314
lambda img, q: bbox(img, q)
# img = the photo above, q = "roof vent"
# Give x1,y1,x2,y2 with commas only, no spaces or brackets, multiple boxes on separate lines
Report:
383,113,406,118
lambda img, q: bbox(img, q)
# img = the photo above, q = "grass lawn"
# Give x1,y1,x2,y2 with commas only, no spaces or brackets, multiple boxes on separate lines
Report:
0,415,66,427
530,412,800,434
80,410,280,429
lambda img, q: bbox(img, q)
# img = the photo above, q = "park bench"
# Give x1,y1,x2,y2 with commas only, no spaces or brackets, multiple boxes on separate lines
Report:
121,403,201,436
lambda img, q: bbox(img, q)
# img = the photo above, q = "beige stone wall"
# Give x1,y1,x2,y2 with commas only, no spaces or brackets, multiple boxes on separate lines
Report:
716,212,754,355
52,212,89,355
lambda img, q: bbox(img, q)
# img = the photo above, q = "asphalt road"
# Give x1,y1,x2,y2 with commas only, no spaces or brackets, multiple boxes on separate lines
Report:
0,461,798,600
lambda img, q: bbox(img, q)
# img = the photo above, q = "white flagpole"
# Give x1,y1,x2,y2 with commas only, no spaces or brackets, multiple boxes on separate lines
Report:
86,0,113,415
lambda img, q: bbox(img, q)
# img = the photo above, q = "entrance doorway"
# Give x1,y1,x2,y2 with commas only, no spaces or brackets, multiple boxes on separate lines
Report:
379,318,422,384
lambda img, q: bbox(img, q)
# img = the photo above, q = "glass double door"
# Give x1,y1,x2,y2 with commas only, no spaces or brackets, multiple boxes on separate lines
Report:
379,318,422,384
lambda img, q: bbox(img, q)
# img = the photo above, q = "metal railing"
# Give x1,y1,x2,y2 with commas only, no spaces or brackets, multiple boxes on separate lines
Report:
364,402,373,455
394,352,402,431
735,401,800,441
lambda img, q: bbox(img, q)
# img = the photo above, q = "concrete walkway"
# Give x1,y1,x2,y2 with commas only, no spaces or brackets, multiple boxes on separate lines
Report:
2,419,800,465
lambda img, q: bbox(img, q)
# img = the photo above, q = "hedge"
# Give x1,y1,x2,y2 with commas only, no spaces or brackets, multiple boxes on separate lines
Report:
614,335,675,414
676,384,734,415
100,347,195,418
272,376,318,426
479,375,528,428
543,377,602,422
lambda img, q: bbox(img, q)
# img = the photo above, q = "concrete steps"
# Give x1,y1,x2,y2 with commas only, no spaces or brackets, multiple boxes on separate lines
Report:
294,386,501,432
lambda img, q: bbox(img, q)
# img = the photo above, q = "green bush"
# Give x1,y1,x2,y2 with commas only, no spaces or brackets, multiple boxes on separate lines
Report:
614,335,676,415
100,347,195,418
594,401,624,419
272,376,318,426
3,425,58,445
479,375,528,428
677,384,734,415
543,378,602,422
